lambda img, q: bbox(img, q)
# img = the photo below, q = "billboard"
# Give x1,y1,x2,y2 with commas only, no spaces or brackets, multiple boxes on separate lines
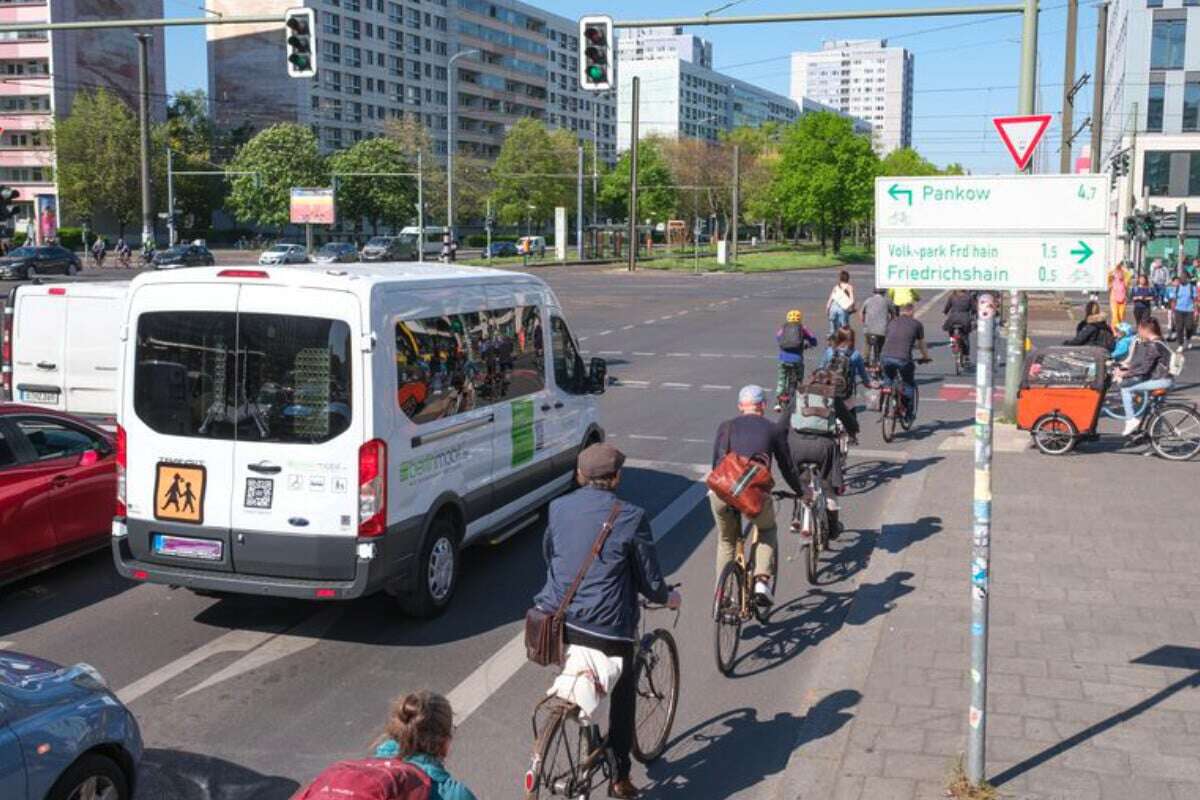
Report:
36,195,57,245
290,187,335,225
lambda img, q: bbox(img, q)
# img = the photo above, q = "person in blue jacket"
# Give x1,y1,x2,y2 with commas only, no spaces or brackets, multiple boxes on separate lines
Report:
373,690,477,800
533,443,681,800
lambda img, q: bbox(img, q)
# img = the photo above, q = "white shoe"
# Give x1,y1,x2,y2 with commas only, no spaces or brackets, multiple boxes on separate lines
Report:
753,579,774,607
1122,418,1140,437
773,403,783,413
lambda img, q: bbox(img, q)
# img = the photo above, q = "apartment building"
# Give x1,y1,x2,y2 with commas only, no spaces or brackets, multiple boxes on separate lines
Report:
1100,0,1200,259
206,0,616,162
616,26,712,69
0,0,165,235
789,39,913,154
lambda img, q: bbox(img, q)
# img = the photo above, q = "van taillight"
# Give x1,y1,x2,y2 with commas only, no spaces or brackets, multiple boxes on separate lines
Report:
359,439,387,537
115,425,127,518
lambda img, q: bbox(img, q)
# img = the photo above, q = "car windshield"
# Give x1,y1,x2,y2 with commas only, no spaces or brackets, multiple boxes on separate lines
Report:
134,311,353,444
267,245,292,253
7,247,36,257
317,244,341,254
366,238,391,247
160,247,186,257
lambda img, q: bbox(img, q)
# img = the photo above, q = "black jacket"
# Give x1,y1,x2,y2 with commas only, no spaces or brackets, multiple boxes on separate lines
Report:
1124,338,1172,383
534,487,670,641
942,292,976,333
1064,314,1113,349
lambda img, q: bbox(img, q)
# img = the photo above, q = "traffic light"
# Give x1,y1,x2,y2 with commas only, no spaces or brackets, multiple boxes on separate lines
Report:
1124,215,1137,239
1139,210,1157,242
578,15,613,91
0,186,19,221
284,7,317,78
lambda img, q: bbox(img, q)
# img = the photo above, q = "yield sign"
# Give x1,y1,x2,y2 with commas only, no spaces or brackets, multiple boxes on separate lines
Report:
992,114,1052,170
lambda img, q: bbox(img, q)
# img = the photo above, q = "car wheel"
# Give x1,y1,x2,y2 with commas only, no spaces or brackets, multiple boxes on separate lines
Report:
26,264,37,279
66,261,78,276
46,752,130,800
399,514,461,618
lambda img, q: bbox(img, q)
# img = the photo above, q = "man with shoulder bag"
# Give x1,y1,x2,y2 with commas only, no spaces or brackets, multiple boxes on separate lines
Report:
709,385,803,608
531,443,680,800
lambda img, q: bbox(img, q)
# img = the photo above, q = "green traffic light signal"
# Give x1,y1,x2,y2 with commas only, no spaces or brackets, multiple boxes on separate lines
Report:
586,65,605,82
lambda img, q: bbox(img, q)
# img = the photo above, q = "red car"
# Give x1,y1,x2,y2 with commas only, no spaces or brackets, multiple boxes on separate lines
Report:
0,404,116,585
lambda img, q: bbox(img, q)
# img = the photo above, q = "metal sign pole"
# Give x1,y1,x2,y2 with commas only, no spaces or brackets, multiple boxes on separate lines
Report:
967,292,998,784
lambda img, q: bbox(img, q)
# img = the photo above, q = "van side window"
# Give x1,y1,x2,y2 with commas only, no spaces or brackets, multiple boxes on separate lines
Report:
550,315,581,393
395,305,545,424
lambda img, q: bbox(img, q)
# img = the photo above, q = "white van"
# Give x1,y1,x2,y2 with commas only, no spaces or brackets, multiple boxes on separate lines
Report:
112,264,607,616
397,226,446,260
3,282,126,425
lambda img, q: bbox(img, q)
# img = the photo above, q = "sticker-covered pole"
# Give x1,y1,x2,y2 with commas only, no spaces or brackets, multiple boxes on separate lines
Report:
967,292,997,785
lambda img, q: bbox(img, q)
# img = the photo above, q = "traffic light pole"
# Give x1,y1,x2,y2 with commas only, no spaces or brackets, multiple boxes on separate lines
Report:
577,146,585,261
136,33,154,248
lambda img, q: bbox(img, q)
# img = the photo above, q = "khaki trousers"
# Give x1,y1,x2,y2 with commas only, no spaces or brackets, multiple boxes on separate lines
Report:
711,492,777,582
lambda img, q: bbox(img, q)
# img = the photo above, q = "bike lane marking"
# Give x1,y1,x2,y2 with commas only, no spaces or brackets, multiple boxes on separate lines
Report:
445,460,711,725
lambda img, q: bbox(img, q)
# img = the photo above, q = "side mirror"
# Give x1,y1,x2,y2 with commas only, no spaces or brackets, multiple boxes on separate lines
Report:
588,357,607,394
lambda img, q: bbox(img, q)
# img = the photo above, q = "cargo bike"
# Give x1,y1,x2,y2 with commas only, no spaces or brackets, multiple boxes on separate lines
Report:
1016,346,1200,461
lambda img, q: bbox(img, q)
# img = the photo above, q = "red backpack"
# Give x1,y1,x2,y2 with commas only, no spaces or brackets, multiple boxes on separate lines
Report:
291,758,431,800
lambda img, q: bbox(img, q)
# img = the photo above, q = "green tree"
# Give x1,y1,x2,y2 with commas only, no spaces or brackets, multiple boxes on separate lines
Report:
599,136,677,225
54,89,144,233
489,119,576,227
226,123,328,230
880,147,965,177
163,90,225,235
329,137,416,232
773,112,878,253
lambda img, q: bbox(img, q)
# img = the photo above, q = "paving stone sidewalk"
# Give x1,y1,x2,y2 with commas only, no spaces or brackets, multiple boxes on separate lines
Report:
772,306,1200,800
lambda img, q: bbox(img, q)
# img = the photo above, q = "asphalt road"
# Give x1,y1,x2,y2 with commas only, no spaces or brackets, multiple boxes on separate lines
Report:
1,262,1009,798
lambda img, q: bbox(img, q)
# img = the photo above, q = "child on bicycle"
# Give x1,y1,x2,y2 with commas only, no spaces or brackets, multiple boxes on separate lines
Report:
372,690,477,800
775,309,817,413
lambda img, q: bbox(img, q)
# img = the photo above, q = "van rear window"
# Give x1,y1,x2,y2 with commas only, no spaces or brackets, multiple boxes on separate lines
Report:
134,312,352,443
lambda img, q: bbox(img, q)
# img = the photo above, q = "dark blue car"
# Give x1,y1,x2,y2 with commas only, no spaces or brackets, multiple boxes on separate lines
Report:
0,651,142,800
485,241,518,258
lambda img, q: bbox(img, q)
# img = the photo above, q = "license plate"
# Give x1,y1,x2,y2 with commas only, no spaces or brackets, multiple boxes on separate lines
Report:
152,534,222,561
20,390,58,404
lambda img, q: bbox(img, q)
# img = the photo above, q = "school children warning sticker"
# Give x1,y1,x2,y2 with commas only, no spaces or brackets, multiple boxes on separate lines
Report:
154,463,206,525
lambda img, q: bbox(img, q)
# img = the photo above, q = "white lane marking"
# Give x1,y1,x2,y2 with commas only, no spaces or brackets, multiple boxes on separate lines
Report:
701,384,732,391
578,337,589,342
665,352,692,357
116,626,289,705
0,641,13,650
597,350,622,355
628,434,669,440
915,290,949,321
682,437,710,444
644,319,657,324
621,324,635,330
615,379,650,387
677,310,689,315
731,354,758,359
447,473,710,724
699,353,723,358
597,330,613,336
632,352,656,357
178,607,343,698
662,382,692,389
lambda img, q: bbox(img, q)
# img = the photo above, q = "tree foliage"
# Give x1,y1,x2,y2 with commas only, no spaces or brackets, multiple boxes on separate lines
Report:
488,119,577,226
773,112,878,253
600,136,677,224
163,90,226,234
879,147,964,177
328,137,416,230
54,89,145,232
226,123,328,229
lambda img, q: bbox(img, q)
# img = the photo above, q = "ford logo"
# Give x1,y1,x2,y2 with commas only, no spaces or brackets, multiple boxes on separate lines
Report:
288,517,310,527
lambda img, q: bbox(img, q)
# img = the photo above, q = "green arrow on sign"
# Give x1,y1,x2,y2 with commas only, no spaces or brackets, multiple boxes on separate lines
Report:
888,183,913,206
1070,240,1094,264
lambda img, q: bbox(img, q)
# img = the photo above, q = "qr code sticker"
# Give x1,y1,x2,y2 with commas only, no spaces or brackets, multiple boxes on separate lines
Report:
244,478,274,509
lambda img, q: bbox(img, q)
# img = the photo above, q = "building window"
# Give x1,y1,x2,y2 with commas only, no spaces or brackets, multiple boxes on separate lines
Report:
1151,18,1186,70
1190,153,1200,194
0,95,50,113
1144,151,1172,195
1185,80,1200,131
1148,82,1165,131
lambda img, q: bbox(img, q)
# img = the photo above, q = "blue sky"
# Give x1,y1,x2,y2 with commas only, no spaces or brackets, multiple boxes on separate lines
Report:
164,0,1096,174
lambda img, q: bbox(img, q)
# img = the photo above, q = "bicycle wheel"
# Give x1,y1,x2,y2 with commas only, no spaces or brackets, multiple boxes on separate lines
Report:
900,385,918,431
1102,385,1147,420
880,392,897,443
1031,414,1077,456
713,561,743,676
525,703,589,799
632,629,680,764
1148,404,1200,461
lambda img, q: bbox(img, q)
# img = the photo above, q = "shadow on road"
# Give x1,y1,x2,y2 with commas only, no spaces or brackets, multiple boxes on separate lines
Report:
843,456,943,497
875,516,943,555
137,748,299,800
644,691,859,796
0,549,134,637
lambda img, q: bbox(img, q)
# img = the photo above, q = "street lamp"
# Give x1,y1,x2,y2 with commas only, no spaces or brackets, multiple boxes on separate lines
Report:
447,48,479,242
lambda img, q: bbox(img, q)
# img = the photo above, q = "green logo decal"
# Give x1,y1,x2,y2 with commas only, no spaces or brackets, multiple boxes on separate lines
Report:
511,398,535,467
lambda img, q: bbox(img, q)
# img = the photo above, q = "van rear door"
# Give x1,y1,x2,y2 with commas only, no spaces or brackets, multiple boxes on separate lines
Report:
124,283,240,572
64,293,122,417
227,285,363,581
12,291,66,410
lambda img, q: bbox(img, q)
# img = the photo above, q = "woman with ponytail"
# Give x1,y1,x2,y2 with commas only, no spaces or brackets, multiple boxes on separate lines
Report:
373,691,477,800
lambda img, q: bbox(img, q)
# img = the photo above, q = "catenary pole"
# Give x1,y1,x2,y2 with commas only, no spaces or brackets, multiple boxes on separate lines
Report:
446,49,478,242
1060,0,1078,174
1002,0,1038,419
1089,2,1109,175
166,147,176,246
417,151,425,265
136,33,154,248
628,76,639,272
731,144,740,269
577,146,584,260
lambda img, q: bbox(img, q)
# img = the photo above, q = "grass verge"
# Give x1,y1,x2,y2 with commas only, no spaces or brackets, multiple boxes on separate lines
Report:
641,246,873,273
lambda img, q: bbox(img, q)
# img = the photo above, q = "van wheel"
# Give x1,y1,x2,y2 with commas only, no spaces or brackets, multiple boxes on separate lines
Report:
401,516,460,618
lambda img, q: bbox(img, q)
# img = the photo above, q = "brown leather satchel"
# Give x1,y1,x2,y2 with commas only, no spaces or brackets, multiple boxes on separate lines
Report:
525,502,622,667
706,452,774,517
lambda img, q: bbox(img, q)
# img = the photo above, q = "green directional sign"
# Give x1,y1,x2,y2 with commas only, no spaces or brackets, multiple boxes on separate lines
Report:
1070,240,1093,264
888,183,913,206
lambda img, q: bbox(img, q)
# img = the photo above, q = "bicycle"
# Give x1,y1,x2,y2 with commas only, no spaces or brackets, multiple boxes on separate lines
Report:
879,363,926,443
949,326,970,376
1034,385,1200,460
776,364,802,414
525,593,681,799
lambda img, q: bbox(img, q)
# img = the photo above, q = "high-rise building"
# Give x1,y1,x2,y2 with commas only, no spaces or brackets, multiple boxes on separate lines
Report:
206,0,616,163
616,26,712,69
1100,0,1200,256
789,39,913,154
0,0,166,234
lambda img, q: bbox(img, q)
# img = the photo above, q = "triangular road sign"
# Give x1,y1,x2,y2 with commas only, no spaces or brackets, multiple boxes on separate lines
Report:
992,114,1052,170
